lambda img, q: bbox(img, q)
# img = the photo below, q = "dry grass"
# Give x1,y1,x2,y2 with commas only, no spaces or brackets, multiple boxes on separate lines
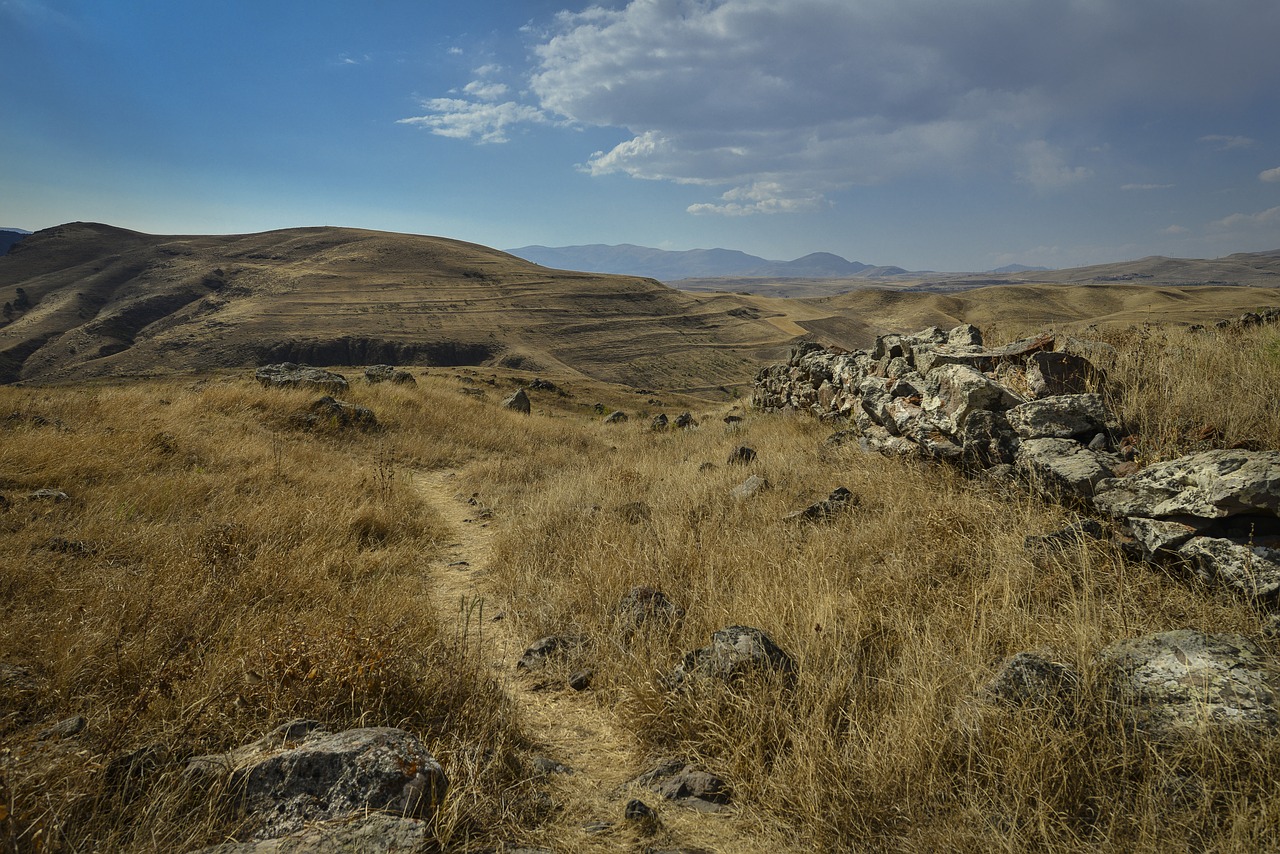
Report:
2,318,1279,852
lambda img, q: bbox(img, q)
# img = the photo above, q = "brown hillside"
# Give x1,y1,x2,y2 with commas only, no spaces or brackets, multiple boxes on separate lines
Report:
0,223,795,391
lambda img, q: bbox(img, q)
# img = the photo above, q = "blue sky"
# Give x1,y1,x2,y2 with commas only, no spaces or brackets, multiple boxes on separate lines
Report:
3,0,1280,271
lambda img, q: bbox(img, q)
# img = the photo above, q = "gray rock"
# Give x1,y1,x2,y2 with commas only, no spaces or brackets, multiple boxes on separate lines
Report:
530,756,572,776
501,388,531,414
980,651,1077,709
193,813,430,853
958,409,1020,467
947,324,983,346
674,411,698,429
38,715,86,740
1176,537,1280,602
255,364,349,393
603,410,629,424
730,475,770,500
1026,351,1099,398
27,488,69,502
616,586,684,634
723,414,744,426
651,413,669,431
726,445,756,465
1005,394,1108,440
517,635,576,670
783,487,857,522
924,364,1019,433
364,365,415,385
624,798,659,833
1094,450,1280,521
568,668,594,691
636,759,732,812
669,625,795,688
188,722,447,841
1126,517,1201,558
1099,630,1280,739
1015,438,1115,498
294,396,378,432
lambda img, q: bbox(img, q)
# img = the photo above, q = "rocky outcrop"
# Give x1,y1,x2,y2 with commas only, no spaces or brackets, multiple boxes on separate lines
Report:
186,721,447,843
363,364,416,385
255,363,349,393
753,326,1118,494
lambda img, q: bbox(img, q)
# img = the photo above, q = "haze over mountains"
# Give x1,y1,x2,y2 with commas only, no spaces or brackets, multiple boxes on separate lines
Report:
0,228,30,256
2,222,1279,393
508,243,909,281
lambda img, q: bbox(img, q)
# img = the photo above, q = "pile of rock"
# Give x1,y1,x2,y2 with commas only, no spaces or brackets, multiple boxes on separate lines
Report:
754,325,1121,498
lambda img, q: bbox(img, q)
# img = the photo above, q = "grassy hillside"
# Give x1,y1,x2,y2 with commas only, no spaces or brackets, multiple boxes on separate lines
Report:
3,320,1279,851
0,223,795,392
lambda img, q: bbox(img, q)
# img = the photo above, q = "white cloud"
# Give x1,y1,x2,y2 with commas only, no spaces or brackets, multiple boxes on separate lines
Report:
398,99,547,144
1121,183,1174,191
473,64,503,77
409,0,1280,210
1200,134,1257,150
1163,225,1189,234
447,47,463,56
1212,206,1280,229
686,182,825,216
462,80,509,101
1018,141,1092,190
1260,167,1280,183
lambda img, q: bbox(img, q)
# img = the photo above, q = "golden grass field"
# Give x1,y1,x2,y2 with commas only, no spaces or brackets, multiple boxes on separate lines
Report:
3,316,1280,852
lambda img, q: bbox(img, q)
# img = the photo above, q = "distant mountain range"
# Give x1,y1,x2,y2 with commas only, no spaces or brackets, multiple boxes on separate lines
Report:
0,228,30,256
506,243,1032,282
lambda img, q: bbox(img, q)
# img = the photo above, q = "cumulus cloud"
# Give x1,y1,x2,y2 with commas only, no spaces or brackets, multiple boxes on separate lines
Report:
1260,167,1280,183
398,99,547,144
687,182,825,216
1200,134,1256,150
1212,206,1280,229
409,0,1280,211
462,80,509,101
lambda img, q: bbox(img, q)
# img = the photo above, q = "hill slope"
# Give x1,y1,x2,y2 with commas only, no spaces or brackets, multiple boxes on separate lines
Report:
0,223,799,389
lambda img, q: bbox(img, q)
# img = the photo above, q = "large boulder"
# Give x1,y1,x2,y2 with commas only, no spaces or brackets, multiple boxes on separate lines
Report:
1093,450,1280,521
958,410,1020,467
194,814,430,853
255,364,349,393
501,388,531,414
979,651,1077,710
668,626,795,688
1016,438,1115,498
1176,537,1280,602
924,364,1020,432
187,722,447,841
1099,631,1280,739
1026,351,1099,398
1005,394,1108,440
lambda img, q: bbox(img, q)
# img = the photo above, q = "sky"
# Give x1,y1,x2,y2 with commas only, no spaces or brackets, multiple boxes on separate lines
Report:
3,0,1280,271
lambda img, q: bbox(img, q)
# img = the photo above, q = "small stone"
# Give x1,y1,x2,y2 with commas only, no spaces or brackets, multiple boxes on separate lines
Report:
730,475,770,500
674,412,698,429
726,445,756,465
38,715,86,740
28,489,69,502
625,799,659,834
502,388,531,414
651,413,669,431
568,668,594,691
531,756,572,776
784,487,857,522
604,410,629,424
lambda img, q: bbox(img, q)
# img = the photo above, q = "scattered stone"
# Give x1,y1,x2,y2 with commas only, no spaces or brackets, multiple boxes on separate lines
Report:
529,378,559,392
669,625,795,688
636,759,733,812
726,445,756,465
979,652,1077,710
1087,433,1111,452
364,365,416,385
568,668,594,691
674,412,698,429
784,487,857,522
1126,517,1201,558
624,798,660,833
194,814,430,853
517,636,577,671
255,363,349,393
501,388,531,414
293,396,379,432
186,721,447,841
730,475,770,500
1099,630,1280,739
616,586,684,634
1005,394,1109,440
28,489,69,502
948,324,983,346
530,756,572,777
651,413,669,431
723,414,743,426
698,462,717,472
38,715,86,740
604,410,629,424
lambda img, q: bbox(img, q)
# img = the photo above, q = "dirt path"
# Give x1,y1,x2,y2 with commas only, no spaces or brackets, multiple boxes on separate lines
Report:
413,469,790,854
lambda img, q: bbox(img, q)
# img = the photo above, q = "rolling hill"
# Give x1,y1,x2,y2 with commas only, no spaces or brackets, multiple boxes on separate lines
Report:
2,222,1277,394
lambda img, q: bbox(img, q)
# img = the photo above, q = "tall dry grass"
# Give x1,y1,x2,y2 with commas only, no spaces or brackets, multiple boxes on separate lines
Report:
0,374,586,852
